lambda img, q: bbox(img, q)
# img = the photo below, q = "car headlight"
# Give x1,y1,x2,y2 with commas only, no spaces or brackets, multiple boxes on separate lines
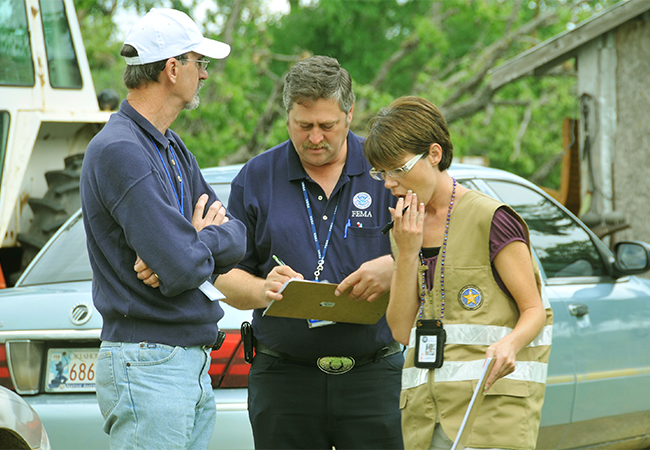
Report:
6,340,44,394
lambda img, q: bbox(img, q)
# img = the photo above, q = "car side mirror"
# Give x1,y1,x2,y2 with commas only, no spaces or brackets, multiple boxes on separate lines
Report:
613,241,650,275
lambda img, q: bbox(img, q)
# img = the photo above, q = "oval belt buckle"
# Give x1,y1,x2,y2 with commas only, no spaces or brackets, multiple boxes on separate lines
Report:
317,356,355,375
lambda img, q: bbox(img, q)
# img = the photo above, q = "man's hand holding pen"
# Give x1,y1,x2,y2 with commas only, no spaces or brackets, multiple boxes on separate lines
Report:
264,255,304,302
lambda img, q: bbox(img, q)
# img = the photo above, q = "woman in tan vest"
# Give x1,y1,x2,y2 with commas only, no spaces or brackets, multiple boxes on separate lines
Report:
364,96,553,450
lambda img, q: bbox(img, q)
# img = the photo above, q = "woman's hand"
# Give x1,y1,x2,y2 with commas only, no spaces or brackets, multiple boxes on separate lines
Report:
484,340,517,391
390,190,425,257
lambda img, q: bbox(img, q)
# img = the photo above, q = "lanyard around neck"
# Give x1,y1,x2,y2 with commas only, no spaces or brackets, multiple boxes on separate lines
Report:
418,177,456,320
149,135,183,215
301,181,340,281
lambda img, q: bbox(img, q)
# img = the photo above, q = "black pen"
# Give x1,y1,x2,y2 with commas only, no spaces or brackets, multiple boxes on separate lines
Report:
381,205,409,235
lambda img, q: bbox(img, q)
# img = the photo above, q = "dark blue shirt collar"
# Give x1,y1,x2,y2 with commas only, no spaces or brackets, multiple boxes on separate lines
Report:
119,99,172,149
287,130,367,182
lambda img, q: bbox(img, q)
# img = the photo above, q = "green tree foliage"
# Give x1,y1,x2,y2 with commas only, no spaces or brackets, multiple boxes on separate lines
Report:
77,0,617,189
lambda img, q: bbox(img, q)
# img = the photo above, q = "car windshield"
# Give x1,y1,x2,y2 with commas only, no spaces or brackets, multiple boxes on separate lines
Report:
19,213,92,286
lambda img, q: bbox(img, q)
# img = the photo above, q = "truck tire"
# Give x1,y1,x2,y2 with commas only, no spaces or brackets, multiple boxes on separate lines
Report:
16,153,84,272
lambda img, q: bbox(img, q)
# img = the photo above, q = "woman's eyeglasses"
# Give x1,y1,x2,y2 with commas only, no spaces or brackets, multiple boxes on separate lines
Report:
369,153,426,181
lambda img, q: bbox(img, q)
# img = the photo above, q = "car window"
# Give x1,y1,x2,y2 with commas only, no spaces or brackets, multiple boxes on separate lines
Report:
20,214,92,286
485,180,605,278
19,181,233,286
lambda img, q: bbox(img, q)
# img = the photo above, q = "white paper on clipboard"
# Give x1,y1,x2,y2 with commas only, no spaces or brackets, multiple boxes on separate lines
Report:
451,357,496,450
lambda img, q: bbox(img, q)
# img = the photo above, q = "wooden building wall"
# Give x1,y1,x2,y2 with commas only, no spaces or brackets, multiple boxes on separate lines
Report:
613,16,650,246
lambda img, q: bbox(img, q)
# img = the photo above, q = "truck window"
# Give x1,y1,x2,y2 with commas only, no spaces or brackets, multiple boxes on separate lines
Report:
40,0,82,89
0,0,35,86
0,112,8,187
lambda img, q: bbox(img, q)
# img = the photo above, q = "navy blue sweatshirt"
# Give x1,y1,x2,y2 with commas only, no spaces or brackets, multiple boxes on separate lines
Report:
80,100,246,347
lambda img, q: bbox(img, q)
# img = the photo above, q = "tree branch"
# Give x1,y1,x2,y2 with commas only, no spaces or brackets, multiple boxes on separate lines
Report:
371,38,420,90
530,150,565,186
219,72,287,165
356,38,420,112
440,84,495,124
213,0,246,73
511,101,533,161
442,9,556,109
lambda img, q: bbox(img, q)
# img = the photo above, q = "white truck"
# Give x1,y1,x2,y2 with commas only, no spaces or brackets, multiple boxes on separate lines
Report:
0,0,112,285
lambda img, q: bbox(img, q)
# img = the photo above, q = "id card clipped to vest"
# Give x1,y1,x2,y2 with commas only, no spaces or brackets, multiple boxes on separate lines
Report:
414,319,446,369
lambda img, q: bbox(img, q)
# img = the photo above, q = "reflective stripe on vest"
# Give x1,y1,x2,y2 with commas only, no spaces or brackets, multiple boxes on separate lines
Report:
403,359,548,390
443,324,553,347
403,324,551,390
408,324,553,349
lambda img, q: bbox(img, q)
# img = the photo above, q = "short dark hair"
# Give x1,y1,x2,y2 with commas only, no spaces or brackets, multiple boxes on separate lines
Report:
283,55,355,114
365,96,453,172
119,44,188,89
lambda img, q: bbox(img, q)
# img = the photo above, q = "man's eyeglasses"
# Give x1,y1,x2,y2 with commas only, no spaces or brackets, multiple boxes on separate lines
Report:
369,153,426,181
185,59,210,71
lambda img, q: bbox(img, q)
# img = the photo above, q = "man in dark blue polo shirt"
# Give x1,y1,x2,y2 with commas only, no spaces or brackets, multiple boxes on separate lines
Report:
80,9,246,449
215,56,403,449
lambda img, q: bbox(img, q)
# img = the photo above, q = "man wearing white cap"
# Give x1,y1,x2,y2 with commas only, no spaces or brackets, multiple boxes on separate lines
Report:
80,8,245,449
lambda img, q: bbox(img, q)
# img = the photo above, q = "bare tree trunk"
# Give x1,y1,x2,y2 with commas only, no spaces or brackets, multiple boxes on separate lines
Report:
219,51,307,164
441,84,495,124
219,72,287,165
356,38,420,112
213,0,246,73
530,151,564,186
441,9,555,110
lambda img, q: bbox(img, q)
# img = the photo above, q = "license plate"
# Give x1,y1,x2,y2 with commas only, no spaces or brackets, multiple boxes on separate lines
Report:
45,348,98,393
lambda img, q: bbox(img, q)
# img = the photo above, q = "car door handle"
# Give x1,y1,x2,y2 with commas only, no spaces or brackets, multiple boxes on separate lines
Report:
568,303,589,317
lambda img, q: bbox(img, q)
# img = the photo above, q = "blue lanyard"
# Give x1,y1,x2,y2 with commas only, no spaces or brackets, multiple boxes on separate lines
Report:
149,135,183,215
301,181,340,281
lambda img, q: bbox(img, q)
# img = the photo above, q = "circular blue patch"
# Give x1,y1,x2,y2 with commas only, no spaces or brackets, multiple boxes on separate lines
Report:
353,192,372,209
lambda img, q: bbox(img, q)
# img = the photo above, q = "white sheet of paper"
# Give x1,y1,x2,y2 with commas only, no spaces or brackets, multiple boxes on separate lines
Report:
199,280,226,301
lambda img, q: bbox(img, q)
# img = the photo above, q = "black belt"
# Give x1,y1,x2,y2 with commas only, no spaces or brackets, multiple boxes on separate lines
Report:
254,340,402,375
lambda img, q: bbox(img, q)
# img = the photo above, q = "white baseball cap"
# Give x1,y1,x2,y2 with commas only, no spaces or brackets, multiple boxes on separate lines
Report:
123,8,231,65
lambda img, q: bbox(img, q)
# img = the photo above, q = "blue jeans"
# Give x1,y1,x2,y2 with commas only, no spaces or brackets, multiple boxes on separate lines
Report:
96,341,216,450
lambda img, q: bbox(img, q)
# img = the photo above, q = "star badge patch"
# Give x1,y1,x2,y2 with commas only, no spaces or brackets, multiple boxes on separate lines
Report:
458,285,483,311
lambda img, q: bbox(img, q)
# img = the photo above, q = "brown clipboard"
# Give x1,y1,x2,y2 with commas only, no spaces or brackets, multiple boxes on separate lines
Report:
262,279,389,325
451,357,496,450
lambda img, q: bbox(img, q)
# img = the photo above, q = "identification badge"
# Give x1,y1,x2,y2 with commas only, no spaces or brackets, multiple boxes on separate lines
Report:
414,319,446,369
307,319,336,328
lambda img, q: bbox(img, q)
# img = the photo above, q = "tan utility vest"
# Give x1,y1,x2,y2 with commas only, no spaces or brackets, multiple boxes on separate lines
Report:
396,190,553,450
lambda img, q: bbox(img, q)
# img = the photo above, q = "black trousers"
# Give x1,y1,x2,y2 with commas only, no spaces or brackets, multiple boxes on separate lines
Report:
248,352,405,450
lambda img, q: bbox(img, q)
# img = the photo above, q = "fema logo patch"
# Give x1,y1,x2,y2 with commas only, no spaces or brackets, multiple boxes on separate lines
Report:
353,192,372,209
458,285,483,311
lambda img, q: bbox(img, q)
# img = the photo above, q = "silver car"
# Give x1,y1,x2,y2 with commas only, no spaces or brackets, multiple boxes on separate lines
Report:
1,163,649,449
0,385,50,450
